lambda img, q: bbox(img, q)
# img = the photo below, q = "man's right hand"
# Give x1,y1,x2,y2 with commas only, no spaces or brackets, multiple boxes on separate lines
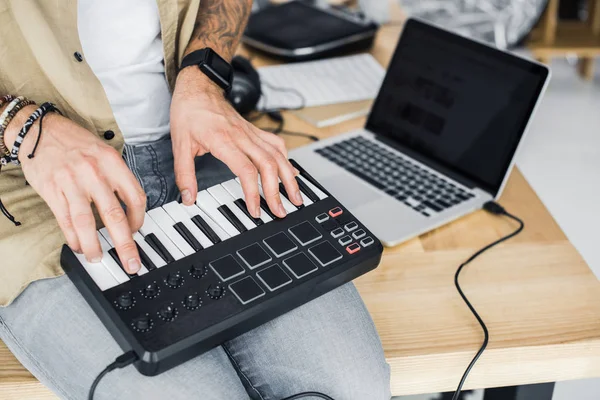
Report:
3,109,145,273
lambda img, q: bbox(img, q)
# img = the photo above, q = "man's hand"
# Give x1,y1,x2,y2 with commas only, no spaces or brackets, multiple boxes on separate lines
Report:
170,67,303,219
4,110,145,273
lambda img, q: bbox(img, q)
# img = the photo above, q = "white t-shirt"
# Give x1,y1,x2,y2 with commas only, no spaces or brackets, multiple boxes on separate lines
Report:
77,0,172,145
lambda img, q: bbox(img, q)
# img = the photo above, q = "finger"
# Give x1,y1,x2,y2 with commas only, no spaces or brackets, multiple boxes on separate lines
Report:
61,174,103,263
240,138,287,218
253,133,303,206
47,190,81,253
104,162,147,232
89,179,141,274
258,129,288,158
211,141,262,218
173,141,198,206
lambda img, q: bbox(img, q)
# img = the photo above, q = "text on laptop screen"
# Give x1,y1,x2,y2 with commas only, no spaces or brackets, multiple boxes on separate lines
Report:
366,19,548,195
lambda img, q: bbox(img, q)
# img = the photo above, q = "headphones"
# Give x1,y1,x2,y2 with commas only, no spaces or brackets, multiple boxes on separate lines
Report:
226,56,262,116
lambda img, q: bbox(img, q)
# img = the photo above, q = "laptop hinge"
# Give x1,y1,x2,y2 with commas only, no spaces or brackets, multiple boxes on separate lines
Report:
373,133,483,192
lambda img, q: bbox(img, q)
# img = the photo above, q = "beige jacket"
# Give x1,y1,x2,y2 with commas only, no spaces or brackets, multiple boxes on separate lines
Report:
0,0,200,306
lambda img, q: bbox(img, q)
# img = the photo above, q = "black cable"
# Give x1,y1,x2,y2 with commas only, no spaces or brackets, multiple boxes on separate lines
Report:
0,196,21,226
277,129,320,142
281,391,335,400
89,351,138,400
90,352,333,400
450,201,524,400
259,81,306,113
248,81,307,123
247,81,318,142
260,110,319,142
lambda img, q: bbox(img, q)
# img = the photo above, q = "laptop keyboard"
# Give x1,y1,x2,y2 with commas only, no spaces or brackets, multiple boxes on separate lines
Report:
314,136,475,217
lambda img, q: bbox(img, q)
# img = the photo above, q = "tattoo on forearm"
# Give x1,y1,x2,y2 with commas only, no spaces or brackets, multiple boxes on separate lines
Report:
189,0,252,59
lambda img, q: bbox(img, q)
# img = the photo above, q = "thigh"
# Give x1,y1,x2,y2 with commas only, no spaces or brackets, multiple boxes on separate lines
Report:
224,283,391,400
123,137,234,209
0,276,249,400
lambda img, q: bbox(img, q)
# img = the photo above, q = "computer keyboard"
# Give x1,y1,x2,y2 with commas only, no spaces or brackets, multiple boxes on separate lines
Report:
315,136,475,217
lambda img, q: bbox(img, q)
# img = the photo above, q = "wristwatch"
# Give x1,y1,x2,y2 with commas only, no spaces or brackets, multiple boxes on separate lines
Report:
180,48,234,93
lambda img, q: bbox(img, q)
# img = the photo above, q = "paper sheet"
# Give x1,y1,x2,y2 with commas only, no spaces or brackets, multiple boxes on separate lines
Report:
257,54,385,110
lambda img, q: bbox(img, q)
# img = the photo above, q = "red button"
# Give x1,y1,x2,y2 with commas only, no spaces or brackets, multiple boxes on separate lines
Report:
346,243,360,254
329,207,343,218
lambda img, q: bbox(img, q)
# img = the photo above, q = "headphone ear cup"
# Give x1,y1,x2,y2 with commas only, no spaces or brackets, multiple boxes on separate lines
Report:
231,56,261,88
227,56,262,116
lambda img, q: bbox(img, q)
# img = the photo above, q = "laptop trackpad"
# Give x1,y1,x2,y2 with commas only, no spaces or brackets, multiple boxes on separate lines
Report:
321,175,381,209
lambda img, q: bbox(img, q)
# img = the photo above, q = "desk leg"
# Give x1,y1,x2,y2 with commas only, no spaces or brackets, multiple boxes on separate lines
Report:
483,382,555,400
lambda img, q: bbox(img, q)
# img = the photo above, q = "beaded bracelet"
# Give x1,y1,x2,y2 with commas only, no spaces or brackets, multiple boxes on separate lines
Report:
0,95,15,108
0,96,25,158
0,97,36,165
9,102,62,166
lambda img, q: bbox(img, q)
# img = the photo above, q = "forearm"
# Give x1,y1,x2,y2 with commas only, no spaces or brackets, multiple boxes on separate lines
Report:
184,0,253,61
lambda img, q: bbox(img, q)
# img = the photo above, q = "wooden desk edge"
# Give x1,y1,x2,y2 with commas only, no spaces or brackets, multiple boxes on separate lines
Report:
389,338,600,395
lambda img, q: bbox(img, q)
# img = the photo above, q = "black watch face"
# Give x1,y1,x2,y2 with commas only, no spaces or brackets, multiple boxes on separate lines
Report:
207,51,233,84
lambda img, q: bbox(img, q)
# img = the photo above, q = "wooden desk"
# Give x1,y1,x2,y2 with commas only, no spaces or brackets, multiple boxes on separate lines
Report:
246,21,600,397
2,16,600,400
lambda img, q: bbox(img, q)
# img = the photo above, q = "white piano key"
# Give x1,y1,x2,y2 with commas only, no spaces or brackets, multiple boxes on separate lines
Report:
297,189,313,206
258,179,297,214
236,176,297,214
147,208,196,256
196,190,240,237
275,177,312,206
277,176,313,206
181,203,230,241
139,214,185,261
297,174,328,200
207,185,256,231
99,228,150,276
74,253,119,291
136,266,149,275
222,179,273,223
162,201,213,249
134,232,166,269
96,231,130,283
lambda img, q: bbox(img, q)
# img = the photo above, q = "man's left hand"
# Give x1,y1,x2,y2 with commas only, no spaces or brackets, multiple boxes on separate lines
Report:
170,67,303,219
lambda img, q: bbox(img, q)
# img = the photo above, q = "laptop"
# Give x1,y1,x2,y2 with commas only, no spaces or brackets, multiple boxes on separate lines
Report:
289,18,550,247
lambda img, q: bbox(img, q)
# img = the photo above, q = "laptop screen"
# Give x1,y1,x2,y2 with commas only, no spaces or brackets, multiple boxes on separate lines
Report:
366,19,549,196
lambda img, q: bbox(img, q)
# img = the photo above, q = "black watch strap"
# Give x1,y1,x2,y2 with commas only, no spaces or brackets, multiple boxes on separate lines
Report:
180,48,233,93
180,49,208,69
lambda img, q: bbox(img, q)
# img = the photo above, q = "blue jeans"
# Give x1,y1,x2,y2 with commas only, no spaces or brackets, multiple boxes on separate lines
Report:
0,137,391,400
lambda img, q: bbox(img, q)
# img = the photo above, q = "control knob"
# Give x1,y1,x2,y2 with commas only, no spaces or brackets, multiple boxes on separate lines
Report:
132,315,152,331
116,292,134,309
166,272,183,288
189,264,206,279
142,282,160,298
184,293,201,310
158,304,177,321
207,284,225,300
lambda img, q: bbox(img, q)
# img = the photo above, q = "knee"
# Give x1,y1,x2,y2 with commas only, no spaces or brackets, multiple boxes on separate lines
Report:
324,353,391,400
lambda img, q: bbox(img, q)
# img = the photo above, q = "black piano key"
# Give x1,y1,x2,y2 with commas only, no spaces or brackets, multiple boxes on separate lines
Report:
234,198,264,226
108,248,137,278
259,197,278,220
144,233,175,263
191,215,221,244
295,176,319,202
217,204,248,233
173,222,203,252
135,242,157,271
279,182,304,209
